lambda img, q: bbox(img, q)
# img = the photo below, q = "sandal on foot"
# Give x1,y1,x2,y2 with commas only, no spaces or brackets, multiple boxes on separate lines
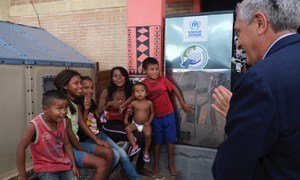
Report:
143,154,150,162
128,145,141,156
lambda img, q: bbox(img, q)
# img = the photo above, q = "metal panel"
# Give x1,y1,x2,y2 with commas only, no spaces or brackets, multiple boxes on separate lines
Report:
165,11,233,148
0,64,94,178
168,69,230,148
0,65,31,178
0,21,94,67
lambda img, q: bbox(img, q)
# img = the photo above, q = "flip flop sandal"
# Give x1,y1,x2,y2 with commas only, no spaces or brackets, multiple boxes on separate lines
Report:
129,146,141,156
127,146,132,155
143,154,150,162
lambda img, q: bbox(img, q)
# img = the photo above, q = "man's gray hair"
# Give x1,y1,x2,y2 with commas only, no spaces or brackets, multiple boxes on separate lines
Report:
236,0,300,32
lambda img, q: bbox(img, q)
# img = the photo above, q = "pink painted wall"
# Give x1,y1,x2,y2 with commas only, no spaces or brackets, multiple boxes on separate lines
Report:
127,0,165,78
127,0,165,26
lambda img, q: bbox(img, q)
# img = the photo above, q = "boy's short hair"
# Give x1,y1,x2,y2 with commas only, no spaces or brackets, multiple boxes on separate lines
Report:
133,82,148,92
81,76,93,82
42,90,68,106
142,57,158,70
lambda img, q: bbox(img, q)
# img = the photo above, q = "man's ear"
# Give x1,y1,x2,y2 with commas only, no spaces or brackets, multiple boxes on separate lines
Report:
253,12,268,35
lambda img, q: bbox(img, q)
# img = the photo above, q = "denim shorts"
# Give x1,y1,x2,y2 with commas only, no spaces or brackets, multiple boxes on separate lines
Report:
73,142,97,168
37,170,76,180
151,112,177,144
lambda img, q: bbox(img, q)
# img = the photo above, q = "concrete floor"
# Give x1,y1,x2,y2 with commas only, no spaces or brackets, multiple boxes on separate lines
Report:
109,153,176,180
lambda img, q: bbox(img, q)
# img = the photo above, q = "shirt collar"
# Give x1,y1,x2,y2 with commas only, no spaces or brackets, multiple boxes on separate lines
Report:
262,33,295,60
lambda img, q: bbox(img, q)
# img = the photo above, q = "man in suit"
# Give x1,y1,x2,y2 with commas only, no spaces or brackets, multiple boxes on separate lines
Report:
212,0,300,179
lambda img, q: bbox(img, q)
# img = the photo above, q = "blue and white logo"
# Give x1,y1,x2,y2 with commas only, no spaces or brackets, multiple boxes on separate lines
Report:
189,20,201,30
183,16,208,42
181,45,208,71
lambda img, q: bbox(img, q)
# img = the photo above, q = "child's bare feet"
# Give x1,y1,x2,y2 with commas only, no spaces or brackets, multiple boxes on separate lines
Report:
168,166,178,176
152,168,159,177
136,168,152,177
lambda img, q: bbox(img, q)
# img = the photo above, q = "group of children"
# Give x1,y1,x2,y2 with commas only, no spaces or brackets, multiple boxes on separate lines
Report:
125,57,193,176
16,57,193,179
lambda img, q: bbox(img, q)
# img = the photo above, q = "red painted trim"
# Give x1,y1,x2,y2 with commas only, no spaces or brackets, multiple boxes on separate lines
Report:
193,0,201,12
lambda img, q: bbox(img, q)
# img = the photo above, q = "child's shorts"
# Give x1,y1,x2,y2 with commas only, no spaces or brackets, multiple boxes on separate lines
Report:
151,112,177,144
73,142,97,168
37,170,76,180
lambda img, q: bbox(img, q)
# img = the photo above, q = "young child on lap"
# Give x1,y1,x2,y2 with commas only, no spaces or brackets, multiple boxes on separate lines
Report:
16,90,79,180
124,82,154,162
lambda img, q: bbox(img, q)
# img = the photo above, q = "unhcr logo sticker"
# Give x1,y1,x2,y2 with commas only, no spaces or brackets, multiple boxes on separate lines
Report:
181,45,208,71
190,20,201,30
183,16,208,42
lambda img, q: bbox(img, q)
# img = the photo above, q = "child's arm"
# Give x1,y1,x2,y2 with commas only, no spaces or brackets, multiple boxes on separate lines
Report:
121,95,135,113
145,101,154,125
16,123,35,180
77,106,110,147
66,117,84,151
83,95,92,123
124,103,133,126
97,89,108,115
63,126,80,178
173,87,194,113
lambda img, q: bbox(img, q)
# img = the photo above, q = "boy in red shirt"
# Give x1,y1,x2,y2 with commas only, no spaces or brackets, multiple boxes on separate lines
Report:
16,90,79,180
142,57,193,176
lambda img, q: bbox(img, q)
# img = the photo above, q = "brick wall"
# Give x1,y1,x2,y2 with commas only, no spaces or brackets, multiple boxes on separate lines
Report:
10,7,128,71
10,0,61,6
166,2,193,16
9,1,193,71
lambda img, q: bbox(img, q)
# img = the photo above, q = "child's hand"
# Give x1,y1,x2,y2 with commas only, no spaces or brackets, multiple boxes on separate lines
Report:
182,103,194,113
84,95,91,110
95,138,110,148
126,108,133,115
144,122,150,127
72,165,80,179
119,104,125,114
124,121,130,126
107,100,122,109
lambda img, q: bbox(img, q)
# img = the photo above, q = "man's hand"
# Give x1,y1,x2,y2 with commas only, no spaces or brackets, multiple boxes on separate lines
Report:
211,85,232,118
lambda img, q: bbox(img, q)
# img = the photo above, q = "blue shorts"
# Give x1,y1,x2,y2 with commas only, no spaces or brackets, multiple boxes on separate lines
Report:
73,142,97,168
37,170,75,180
152,112,177,144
